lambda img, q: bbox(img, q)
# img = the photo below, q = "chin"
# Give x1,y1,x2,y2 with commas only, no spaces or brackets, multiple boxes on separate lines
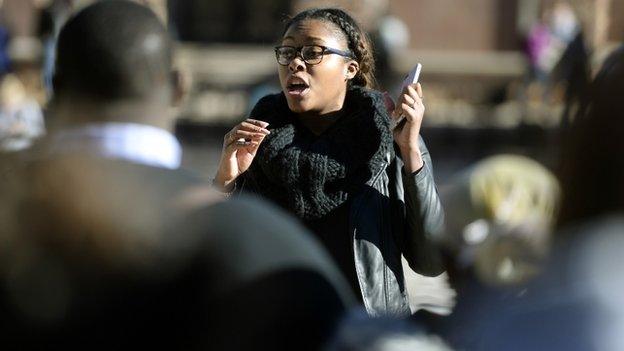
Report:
286,98,311,113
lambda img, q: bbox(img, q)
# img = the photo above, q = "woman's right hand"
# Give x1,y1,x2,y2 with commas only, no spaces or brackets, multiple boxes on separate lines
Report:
213,119,271,192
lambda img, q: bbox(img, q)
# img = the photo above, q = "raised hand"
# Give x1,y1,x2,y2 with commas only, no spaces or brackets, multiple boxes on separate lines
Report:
213,119,270,192
392,83,425,173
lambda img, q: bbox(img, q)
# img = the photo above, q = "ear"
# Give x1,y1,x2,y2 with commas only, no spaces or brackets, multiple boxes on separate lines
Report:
345,60,359,81
170,69,187,107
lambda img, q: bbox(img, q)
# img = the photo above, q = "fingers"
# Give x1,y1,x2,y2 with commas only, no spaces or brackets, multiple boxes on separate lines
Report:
232,129,266,140
225,133,265,149
406,84,423,105
403,94,416,108
398,83,423,108
396,83,425,123
241,120,270,133
415,82,423,99
224,119,271,148
400,103,415,123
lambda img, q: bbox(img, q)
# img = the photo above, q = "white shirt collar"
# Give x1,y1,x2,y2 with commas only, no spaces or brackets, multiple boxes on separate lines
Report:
47,122,182,169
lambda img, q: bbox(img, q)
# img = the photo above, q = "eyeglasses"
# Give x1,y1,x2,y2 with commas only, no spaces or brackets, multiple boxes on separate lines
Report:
274,45,354,66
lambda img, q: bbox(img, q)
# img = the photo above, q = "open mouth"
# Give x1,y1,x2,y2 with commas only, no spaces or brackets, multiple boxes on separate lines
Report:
286,79,310,97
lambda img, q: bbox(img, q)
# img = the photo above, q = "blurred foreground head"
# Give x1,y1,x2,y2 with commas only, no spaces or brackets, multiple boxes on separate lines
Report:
441,155,560,288
0,156,351,350
558,45,624,229
0,160,350,349
50,0,179,127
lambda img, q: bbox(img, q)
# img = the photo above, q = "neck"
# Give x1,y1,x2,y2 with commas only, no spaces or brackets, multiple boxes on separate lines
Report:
297,109,345,135
297,92,351,135
49,98,173,132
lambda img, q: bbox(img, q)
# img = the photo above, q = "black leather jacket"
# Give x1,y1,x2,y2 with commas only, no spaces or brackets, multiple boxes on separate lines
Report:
351,137,445,316
238,136,444,316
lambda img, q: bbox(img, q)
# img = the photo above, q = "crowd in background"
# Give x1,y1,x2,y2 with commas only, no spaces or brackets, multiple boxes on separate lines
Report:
0,0,623,350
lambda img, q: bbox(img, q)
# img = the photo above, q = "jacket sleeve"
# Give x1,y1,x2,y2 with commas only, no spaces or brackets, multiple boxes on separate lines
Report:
399,136,445,276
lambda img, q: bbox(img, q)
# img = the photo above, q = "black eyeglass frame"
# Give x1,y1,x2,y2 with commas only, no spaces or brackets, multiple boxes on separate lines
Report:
274,45,354,66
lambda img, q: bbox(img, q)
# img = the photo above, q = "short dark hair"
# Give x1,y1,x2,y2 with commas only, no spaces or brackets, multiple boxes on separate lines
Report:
53,0,172,102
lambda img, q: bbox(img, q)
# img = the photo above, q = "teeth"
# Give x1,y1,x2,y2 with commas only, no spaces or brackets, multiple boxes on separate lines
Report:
290,79,307,86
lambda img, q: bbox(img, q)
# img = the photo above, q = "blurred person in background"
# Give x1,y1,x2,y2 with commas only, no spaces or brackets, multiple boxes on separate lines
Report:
526,7,558,84
417,154,559,349
212,7,445,317
0,1,354,349
557,44,624,229
524,1,582,103
38,0,180,166
0,73,45,152
550,0,589,129
475,44,624,351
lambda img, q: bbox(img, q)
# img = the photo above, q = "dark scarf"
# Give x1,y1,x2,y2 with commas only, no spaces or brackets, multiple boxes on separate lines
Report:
243,86,395,220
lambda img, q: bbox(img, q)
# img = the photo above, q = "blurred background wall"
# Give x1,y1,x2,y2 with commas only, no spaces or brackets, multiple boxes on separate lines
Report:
0,0,622,177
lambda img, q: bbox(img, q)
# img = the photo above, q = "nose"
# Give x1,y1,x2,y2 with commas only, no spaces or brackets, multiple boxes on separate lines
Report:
288,56,305,73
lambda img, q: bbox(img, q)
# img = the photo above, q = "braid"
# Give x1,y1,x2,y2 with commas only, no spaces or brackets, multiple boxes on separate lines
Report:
284,8,377,89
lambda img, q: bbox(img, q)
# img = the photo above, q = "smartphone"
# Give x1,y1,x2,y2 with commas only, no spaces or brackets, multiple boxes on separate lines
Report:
390,63,422,130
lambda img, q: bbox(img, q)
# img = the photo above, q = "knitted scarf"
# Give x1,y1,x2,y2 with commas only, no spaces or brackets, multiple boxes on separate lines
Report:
243,86,395,220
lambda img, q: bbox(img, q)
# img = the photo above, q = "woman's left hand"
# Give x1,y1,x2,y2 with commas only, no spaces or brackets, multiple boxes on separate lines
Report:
392,83,425,173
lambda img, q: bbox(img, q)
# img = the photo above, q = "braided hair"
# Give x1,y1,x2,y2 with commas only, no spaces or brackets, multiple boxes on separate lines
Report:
283,8,377,89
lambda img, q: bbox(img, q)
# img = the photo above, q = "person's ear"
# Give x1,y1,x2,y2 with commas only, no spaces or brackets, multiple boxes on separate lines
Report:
170,69,188,107
345,60,359,81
